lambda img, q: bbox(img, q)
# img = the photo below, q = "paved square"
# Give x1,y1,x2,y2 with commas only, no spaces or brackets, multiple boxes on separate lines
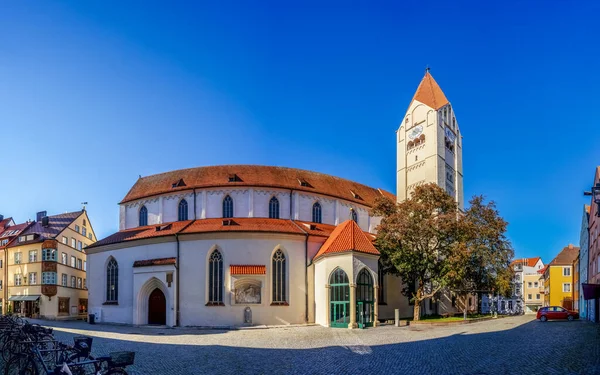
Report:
30,316,600,375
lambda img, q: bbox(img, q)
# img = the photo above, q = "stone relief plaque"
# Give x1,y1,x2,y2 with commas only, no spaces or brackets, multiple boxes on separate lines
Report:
235,281,261,304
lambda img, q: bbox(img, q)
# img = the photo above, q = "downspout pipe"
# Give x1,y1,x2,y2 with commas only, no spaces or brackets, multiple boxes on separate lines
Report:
193,188,197,220
304,233,309,323
175,233,181,327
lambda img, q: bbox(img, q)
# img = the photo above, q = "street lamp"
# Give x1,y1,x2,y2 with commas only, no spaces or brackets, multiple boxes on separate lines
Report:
593,183,600,217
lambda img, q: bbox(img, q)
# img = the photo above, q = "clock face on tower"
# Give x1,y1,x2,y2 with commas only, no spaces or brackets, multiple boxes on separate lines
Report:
408,125,423,140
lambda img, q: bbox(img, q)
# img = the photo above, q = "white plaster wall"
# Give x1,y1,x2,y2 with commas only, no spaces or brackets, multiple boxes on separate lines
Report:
133,265,176,326
87,241,177,325
314,253,354,327
121,188,381,233
178,234,308,326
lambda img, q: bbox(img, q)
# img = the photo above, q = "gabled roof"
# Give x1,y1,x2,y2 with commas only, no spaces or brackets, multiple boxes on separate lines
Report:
0,217,14,229
0,222,33,240
7,211,84,247
410,70,449,110
549,244,579,266
313,220,379,260
120,165,395,207
510,257,542,268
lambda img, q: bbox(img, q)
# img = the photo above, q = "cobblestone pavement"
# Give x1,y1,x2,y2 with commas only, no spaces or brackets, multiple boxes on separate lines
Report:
28,316,600,375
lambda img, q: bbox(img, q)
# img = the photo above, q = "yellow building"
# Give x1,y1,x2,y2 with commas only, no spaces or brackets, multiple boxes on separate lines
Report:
543,244,579,309
5,210,96,319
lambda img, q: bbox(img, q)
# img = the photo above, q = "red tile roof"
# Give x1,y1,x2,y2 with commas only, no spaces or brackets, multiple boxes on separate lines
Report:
510,257,542,268
538,265,548,275
313,220,379,260
411,71,449,110
133,257,176,267
0,222,32,240
230,265,266,275
0,217,13,230
549,244,579,266
88,220,194,248
120,165,394,206
180,218,305,235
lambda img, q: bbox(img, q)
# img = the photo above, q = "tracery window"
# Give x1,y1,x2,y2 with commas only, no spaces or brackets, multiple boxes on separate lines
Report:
350,209,358,224
208,250,223,304
312,202,322,224
272,249,287,304
139,206,148,226
269,197,280,219
106,258,118,302
222,195,233,218
178,199,189,221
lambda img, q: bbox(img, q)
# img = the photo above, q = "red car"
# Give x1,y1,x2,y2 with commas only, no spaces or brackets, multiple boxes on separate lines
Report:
537,306,579,321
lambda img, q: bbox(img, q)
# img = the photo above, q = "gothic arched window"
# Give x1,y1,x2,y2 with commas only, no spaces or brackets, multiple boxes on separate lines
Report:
350,209,358,224
272,249,287,303
269,197,280,219
106,258,118,302
139,206,148,227
378,261,386,304
222,195,233,218
178,199,188,221
312,202,322,224
208,250,223,304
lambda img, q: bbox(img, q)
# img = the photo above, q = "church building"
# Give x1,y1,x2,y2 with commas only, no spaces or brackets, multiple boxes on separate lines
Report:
86,71,465,327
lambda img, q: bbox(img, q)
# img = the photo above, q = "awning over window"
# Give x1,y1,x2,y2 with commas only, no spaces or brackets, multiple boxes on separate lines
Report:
7,295,40,302
582,283,600,300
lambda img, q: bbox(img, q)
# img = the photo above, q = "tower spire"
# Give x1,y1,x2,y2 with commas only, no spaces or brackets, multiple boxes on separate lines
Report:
410,70,449,110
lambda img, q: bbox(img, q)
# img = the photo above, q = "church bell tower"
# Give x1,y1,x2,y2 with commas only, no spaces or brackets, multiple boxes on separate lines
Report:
396,69,464,210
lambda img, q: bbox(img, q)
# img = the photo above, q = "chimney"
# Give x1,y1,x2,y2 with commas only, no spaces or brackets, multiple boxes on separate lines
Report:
41,216,50,228
36,211,47,222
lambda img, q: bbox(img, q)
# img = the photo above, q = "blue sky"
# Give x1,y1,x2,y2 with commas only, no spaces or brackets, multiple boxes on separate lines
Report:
1,1,599,263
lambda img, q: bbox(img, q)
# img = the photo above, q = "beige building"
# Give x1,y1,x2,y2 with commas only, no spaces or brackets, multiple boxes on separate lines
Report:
523,273,544,313
5,210,96,319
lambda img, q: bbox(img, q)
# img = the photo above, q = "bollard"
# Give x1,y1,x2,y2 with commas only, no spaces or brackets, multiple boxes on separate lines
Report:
395,309,400,327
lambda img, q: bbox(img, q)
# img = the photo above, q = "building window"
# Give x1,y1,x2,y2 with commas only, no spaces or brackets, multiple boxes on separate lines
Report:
58,297,69,315
272,249,286,303
84,261,87,271
14,252,21,264
29,272,37,285
83,219,86,227
42,272,57,285
79,299,88,314
75,225,80,233
77,259,83,270
451,294,456,307
350,209,358,224
77,277,82,289
563,267,571,277
42,248,57,261
508,301,513,310
563,283,571,292
536,294,540,300
378,262,386,304
208,250,223,304
61,253,67,265
88,233,93,240
71,238,76,248
139,206,148,226
0,280,2,290
82,227,87,237
62,236,68,245
528,282,532,288
71,276,76,288
222,195,233,218
29,250,37,263
0,259,2,268
178,199,189,221
268,197,280,219
106,258,118,302
84,279,86,289
71,256,76,268
528,294,532,300
534,282,538,288
77,241,82,251
15,274,22,286
312,202,322,224
62,274,67,287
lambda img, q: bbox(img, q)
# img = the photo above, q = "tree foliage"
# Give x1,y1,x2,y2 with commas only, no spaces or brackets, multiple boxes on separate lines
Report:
373,185,514,320
372,183,460,320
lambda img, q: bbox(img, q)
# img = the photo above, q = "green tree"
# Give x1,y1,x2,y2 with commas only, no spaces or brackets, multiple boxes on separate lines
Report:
372,183,460,321
447,196,514,317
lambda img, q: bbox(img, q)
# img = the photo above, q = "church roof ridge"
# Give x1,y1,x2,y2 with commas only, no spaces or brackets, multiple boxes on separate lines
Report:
410,69,449,110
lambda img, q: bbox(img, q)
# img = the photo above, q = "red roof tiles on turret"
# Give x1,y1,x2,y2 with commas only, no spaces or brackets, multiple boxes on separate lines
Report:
230,265,266,275
313,220,379,260
410,71,449,110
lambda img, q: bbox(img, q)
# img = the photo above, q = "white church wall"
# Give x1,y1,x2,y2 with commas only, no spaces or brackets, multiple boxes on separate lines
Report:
178,234,308,326
253,189,291,219
87,240,178,325
314,253,354,327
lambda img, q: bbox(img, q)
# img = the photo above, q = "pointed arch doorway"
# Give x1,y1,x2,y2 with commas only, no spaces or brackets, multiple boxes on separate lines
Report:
356,269,374,328
148,288,166,325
